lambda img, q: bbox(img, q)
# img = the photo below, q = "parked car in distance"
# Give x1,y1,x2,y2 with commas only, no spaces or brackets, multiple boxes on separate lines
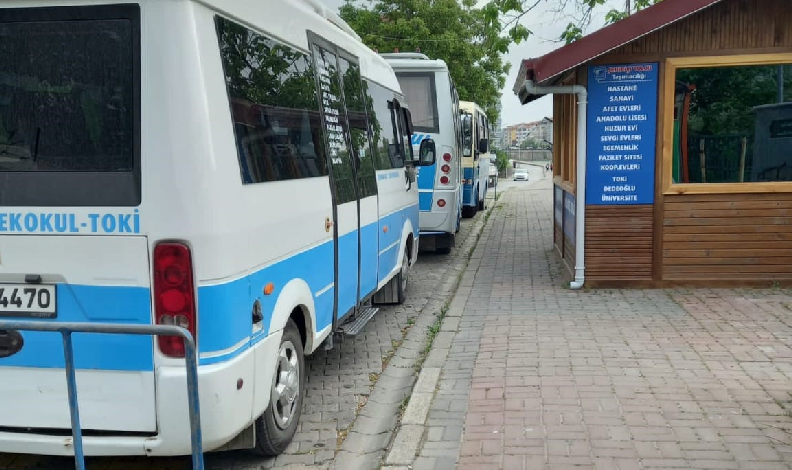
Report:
514,169,529,181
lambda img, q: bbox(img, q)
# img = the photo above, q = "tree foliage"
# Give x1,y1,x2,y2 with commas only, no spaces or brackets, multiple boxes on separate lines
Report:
678,65,792,137
561,0,664,44
339,0,533,124
519,137,551,149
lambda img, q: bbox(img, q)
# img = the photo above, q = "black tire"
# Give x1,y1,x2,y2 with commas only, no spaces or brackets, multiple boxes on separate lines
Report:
253,319,305,456
478,194,485,210
396,249,409,304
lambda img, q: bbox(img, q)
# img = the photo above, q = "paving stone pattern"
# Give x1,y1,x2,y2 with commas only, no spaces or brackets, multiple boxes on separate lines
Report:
410,179,792,470
0,210,484,470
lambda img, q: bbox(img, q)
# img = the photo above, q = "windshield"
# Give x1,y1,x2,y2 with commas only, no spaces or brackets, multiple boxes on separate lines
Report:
461,112,472,157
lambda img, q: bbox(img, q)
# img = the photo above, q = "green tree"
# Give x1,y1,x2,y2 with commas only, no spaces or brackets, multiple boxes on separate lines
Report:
519,137,550,149
561,0,665,44
494,147,509,172
339,0,533,124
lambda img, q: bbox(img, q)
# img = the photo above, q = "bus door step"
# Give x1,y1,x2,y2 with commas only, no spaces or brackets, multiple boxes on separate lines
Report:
338,307,380,337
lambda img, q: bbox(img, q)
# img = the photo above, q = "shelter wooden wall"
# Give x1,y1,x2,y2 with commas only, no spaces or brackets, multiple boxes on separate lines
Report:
586,207,654,281
663,194,792,281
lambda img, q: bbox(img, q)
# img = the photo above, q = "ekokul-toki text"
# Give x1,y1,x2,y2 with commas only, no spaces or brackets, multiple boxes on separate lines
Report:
0,211,141,234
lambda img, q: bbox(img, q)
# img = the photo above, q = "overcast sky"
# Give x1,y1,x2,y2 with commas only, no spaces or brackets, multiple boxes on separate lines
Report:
319,0,622,127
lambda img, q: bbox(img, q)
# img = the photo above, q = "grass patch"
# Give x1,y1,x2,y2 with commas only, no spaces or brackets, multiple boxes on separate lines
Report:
399,395,410,414
369,372,380,387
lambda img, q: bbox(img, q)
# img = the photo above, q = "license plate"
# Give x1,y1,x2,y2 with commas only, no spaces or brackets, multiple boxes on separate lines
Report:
0,284,57,318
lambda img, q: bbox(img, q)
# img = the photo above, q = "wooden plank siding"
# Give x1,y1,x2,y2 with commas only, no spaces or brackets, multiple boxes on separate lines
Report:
663,194,792,280
585,206,654,280
604,0,792,59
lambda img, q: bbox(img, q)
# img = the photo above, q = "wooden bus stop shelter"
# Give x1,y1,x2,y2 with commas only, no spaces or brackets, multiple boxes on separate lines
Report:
513,0,792,287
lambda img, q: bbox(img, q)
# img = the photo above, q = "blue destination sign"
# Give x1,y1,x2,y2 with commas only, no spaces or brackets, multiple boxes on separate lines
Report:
586,63,659,205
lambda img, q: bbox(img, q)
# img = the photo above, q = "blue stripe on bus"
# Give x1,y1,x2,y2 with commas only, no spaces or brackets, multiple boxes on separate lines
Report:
0,204,419,370
462,167,476,206
419,192,434,212
0,285,153,371
417,163,437,212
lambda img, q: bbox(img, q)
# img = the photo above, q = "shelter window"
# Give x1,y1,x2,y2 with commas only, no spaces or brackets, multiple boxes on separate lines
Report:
671,61,792,185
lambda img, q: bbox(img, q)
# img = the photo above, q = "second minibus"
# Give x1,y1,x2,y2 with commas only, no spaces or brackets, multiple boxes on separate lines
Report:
382,53,463,254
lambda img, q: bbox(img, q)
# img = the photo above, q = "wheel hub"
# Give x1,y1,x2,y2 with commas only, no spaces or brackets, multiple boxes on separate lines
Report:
270,340,300,430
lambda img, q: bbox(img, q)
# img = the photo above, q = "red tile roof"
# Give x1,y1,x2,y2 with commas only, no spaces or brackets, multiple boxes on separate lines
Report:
513,0,725,103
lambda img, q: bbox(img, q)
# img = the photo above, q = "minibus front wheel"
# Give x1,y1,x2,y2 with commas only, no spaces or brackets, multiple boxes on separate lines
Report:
254,318,305,455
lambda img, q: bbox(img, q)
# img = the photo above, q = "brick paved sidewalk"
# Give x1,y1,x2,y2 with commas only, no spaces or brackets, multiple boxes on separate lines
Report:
400,179,792,470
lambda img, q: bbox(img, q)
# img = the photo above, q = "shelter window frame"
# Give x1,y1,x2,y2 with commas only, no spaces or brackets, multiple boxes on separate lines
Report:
662,53,792,195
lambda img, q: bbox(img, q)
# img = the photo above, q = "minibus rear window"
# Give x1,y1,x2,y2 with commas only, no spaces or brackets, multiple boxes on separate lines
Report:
395,72,439,134
0,5,140,207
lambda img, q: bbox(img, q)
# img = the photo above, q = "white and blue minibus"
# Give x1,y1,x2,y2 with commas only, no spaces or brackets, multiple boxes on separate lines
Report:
381,53,463,254
0,0,434,458
460,101,492,217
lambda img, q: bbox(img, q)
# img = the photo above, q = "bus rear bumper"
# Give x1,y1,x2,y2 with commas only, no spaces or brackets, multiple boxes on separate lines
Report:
0,333,282,457
419,189,458,234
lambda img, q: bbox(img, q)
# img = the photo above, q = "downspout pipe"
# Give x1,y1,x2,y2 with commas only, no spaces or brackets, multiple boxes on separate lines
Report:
522,81,588,290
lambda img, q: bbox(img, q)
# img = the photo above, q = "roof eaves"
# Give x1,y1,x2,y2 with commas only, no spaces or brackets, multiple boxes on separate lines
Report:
513,0,725,104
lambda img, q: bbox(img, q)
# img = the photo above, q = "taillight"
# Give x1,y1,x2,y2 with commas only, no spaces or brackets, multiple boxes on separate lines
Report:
441,165,451,173
154,242,196,358
440,176,450,185
437,199,446,208
442,153,452,162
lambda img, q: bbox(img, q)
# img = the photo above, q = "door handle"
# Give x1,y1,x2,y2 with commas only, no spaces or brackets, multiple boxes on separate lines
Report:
325,217,334,233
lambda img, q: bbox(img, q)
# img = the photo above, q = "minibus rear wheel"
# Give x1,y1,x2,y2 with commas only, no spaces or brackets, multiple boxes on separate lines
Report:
254,319,305,455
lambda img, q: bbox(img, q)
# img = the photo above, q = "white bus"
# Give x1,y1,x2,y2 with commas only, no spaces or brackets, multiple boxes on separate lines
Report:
0,0,434,458
381,53,463,254
460,101,492,217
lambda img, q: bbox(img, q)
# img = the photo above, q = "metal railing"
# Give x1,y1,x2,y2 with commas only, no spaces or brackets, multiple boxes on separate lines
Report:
0,321,204,470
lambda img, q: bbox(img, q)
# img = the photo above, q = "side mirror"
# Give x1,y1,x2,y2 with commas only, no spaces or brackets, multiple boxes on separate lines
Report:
418,138,436,166
478,138,488,154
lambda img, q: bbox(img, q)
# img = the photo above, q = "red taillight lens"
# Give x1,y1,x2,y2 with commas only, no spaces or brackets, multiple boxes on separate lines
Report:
442,153,452,162
437,199,447,208
441,165,451,174
154,243,196,358
440,176,450,185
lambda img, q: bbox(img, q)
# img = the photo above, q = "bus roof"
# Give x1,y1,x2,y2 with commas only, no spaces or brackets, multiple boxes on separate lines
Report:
196,0,401,92
460,101,485,115
381,53,450,73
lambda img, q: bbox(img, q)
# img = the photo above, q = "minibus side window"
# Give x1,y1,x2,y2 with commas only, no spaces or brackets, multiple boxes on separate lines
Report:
215,17,328,184
364,80,402,171
389,100,406,168
338,57,377,198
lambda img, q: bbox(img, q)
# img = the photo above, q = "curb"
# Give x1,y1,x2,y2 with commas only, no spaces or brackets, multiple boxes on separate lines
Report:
381,191,501,470
330,193,503,470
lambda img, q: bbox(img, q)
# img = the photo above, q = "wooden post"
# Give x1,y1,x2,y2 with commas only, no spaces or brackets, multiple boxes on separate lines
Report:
739,137,747,182
699,139,706,183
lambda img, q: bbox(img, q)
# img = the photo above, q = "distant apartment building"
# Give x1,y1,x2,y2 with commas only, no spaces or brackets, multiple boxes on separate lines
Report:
502,117,553,148
492,102,504,149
